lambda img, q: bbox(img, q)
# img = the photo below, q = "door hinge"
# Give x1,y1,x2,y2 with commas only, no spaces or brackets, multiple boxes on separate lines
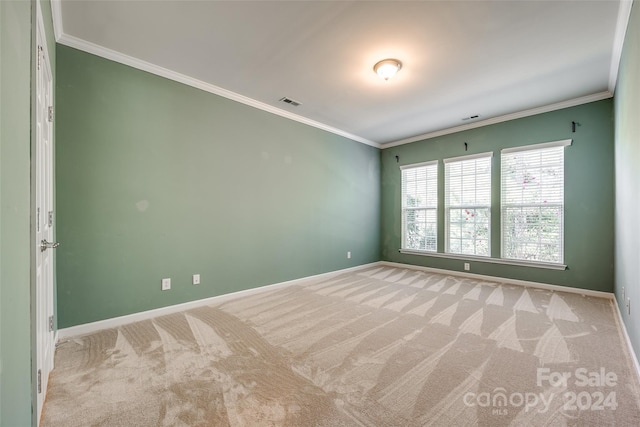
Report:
37,45,42,71
48,106,54,123
48,315,54,332
48,211,54,227
37,369,42,393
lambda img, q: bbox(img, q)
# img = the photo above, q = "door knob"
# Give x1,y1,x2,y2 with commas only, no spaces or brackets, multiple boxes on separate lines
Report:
40,240,60,252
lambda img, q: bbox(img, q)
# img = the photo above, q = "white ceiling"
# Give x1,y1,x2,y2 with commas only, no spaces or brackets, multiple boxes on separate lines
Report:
53,1,631,147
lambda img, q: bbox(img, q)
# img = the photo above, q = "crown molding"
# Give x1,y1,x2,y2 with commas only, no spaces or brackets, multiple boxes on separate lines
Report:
608,0,634,94
49,0,628,151
54,33,380,149
382,91,613,149
50,0,63,41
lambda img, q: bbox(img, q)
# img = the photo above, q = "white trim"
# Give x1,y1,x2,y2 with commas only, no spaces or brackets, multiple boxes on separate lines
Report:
401,161,439,252
399,249,567,270
50,0,64,42
55,33,380,149
37,6,53,76
612,294,640,384
49,3,617,150
35,5,57,425
383,263,639,384
500,141,567,265
443,154,492,257
55,258,640,388
609,0,634,94
50,0,622,150
501,139,572,154
381,261,609,298
383,91,612,149
57,262,379,339
443,151,493,164
399,159,438,170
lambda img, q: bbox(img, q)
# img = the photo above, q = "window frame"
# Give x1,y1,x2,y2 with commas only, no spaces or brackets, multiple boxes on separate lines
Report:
443,152,493,257
400,160,439,253
500,139,571,265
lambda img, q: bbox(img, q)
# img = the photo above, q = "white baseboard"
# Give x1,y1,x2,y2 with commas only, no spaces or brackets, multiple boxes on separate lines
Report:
58,259,640,389
383,261,640,382
612,295,640,384
57,262,380,339
59,260,617,340
380,261,614,299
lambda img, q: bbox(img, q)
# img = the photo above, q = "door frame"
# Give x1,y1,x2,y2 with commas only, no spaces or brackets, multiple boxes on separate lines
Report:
32,2,56,425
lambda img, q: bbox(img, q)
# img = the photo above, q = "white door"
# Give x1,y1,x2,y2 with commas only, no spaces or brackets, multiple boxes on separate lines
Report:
35,5,56,424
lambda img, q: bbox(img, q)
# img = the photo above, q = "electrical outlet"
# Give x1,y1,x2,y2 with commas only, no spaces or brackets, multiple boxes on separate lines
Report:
627,298,631,315
347,251,351,259
464,263,470,271
193,274,200,285
161,278,171,291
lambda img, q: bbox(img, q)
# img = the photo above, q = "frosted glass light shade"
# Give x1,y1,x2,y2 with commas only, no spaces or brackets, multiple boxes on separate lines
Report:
374,59,402,80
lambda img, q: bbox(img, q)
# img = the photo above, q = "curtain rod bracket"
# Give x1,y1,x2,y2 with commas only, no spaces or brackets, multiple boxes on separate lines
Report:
572,121,581,133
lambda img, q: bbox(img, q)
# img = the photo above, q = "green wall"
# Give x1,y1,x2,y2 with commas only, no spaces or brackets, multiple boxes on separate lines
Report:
614,1,640,356
0,0,631,423
381,99,615,292
1,0,33,425
55,45,381,328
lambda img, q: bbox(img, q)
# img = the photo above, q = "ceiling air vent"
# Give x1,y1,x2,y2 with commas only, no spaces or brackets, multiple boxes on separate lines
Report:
279,97,302,107
462,115,480,121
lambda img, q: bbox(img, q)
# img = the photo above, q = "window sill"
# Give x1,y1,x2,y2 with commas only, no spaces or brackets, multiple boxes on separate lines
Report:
398,249,567,271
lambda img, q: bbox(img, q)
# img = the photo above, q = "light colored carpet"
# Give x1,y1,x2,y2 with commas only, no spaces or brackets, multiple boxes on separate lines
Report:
42,265,640,426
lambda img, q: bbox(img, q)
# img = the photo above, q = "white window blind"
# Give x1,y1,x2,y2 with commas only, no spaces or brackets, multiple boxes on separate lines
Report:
501,140,570,263
401,161,438,252
444,153,492,256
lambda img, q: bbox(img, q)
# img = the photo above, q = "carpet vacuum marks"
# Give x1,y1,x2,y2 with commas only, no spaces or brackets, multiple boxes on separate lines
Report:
42,266,640,426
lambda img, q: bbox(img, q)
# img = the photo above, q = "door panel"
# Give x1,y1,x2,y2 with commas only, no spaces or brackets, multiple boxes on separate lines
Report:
35,5,55,424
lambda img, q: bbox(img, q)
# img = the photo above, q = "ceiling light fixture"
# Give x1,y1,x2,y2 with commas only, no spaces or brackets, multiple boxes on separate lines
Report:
373,58,402,81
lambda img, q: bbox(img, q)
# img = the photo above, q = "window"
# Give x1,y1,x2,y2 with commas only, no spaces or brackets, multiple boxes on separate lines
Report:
444,153,492,256
401,161,438,252
501,140,570,264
